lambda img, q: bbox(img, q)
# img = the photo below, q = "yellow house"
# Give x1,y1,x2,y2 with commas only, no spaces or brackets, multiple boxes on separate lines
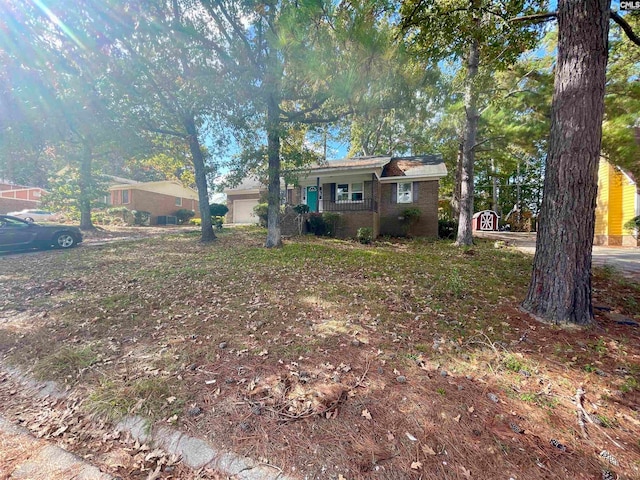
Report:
595,158,639,246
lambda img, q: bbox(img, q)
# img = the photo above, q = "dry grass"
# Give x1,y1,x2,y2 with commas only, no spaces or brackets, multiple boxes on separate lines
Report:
0,226,638,479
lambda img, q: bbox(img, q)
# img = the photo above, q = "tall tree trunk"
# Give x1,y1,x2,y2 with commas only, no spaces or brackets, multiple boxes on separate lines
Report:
78,142,95,231
491,159,498,214
184,115,216,242
450,140,463,220
521,0,610,325
455,38,479,246
265,94,282,248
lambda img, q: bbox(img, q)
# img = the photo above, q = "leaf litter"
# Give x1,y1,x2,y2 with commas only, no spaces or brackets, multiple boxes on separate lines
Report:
0,226,639,479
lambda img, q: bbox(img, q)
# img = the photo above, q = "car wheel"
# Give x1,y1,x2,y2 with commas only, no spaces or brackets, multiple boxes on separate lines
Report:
54,232,76,249
25,217,34,222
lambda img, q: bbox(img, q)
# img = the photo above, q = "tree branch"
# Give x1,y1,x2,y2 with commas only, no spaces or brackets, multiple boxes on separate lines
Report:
142,125,187,138
611,10,640,47
510,11,557,23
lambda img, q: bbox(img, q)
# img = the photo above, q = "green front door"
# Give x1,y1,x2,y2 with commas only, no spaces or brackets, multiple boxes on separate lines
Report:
307,186,318,212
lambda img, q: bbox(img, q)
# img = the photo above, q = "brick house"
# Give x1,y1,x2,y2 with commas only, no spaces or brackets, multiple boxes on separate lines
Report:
226,155,447,239
0,182,47,213
109,180,199,225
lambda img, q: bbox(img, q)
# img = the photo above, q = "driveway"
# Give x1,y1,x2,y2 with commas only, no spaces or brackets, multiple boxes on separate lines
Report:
474,231,640,281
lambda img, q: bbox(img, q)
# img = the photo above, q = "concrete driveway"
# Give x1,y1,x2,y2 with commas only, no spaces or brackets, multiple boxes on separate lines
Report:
474,231,640,281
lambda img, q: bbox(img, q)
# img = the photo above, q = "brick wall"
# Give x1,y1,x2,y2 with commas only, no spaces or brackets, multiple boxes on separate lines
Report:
379,180,439,237
339,211,376,238
127,190,199,224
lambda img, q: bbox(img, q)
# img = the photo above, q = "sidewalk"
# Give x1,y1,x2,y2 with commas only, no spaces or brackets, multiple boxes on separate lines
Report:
0,416,113,480
474,231,640,281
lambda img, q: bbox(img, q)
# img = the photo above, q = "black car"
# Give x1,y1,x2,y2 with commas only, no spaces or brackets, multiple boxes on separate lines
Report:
0,215,82,251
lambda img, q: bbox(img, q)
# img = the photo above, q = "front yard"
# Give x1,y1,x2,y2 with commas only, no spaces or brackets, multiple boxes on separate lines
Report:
0,227,639,479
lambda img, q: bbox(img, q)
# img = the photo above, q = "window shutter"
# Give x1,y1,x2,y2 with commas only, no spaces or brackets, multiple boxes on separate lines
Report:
330,183,336,202
391,183,397,204
413,182,419,202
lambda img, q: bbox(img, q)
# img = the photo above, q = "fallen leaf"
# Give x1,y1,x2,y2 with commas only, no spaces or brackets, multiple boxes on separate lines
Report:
422,445,436,456
460,465,472,479
467,406,475,413
411,461,423,470
387,432,395,441
453,414,461,422
405,432,418,442
166,396,176,404
361,409,372,420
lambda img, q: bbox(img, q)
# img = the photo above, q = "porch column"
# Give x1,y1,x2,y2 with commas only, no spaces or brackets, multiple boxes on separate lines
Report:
316,177,320,212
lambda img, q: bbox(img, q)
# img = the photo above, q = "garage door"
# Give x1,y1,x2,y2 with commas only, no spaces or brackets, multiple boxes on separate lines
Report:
233,199,259,223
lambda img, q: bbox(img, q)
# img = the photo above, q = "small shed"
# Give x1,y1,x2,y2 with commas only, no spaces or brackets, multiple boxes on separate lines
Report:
472,210,499,231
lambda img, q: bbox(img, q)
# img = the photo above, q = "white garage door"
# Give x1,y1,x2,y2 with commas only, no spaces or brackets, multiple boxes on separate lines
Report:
233,199,259,223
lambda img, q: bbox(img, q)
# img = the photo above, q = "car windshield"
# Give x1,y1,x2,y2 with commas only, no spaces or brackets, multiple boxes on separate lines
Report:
0,217,30,228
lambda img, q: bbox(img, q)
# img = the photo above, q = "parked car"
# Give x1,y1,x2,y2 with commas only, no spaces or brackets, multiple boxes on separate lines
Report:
6,209,60,222
0,215,82,251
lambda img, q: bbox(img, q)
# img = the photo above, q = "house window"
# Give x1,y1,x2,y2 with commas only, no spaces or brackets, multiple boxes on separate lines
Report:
122,190,130,204
175,197,182,206
337,184,349,201
337,183,364,202
397,182,412,203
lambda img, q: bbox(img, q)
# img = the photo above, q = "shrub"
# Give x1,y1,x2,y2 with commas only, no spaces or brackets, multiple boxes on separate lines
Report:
357,227,373,244
307,213,327,236
190,218,202,226
292,204,310,215
133,210,151,226
438,219,457,239
624,215,640,232
209,203,229,218
253,203,268,226
322,212,343,237
175,209,195,225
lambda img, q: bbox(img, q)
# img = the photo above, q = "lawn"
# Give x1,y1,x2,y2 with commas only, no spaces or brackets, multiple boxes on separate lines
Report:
0,227,639,479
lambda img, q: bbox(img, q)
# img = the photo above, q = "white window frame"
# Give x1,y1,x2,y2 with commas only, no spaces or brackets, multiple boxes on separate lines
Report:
175,197,182,206
337,182,364,202
397,182,413,204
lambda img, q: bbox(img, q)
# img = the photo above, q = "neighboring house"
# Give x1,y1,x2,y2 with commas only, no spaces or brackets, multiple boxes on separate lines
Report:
595,158,639,246
109,180,200,225
0,181,47,214
224,176,264,224
226,155,447,239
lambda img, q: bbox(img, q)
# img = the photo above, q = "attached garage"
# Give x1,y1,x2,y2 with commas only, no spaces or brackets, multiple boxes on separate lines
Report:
233,198,259,224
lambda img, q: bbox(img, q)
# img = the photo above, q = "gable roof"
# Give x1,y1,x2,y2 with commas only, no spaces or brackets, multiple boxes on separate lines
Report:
291,155,446,180
380,156,447,181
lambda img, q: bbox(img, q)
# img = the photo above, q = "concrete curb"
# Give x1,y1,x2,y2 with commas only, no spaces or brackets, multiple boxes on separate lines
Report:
117,416,293,480
0,416,114,480
1,364,293,480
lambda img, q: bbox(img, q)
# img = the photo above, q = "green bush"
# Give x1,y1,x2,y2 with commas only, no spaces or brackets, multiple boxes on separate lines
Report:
624,215,640,232
132,210,151,226
307,213,327,236
357,227,373,244
190,218,202,226
438,219,457,239
174,209,195,225
253,203,268,227
322,212,343,237
292,204,310,215
209,203,229,218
